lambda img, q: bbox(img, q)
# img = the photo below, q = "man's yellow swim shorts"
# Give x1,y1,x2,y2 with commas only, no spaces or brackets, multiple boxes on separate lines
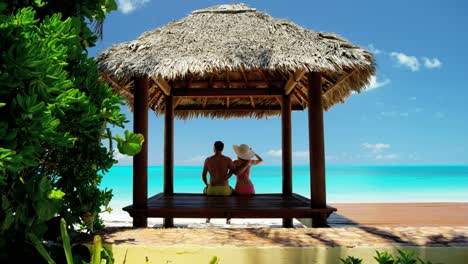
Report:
203,185,233,196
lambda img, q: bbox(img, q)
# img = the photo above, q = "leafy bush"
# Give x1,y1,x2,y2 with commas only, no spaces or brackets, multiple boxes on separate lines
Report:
341,256,363,264
374,250,395,264
342,250,442,264
0,0,142,261
30,218,113,264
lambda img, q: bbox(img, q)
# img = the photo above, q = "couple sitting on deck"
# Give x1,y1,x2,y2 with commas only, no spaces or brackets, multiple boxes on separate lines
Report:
202,141,263,196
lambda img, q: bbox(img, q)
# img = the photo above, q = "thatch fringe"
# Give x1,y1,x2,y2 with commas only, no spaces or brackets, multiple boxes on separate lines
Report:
97,3,375,119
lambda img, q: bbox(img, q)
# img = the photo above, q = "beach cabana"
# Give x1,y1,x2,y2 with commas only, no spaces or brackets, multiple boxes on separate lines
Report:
97,3,375,228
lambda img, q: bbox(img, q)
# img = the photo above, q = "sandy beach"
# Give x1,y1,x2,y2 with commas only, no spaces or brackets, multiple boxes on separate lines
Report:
101,202,468,228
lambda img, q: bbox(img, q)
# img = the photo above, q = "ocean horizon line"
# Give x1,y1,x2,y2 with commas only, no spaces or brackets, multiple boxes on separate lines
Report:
112,164,468,167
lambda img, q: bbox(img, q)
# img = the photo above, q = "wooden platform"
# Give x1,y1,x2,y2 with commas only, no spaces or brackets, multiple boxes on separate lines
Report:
123,193,336,219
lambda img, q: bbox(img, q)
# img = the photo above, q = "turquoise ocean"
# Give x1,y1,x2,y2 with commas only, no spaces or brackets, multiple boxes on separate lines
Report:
102,165,468,211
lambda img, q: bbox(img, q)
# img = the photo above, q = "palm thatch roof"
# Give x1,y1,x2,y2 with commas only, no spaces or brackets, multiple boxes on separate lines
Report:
97,3,375,119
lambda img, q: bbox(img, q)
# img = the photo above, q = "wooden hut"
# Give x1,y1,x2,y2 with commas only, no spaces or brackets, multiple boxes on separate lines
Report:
97,3,375,228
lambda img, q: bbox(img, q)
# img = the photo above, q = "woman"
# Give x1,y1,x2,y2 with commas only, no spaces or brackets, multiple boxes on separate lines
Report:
232,144,263,195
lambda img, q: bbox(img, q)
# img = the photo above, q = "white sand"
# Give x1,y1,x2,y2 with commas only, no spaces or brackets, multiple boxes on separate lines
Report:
100,208,306,228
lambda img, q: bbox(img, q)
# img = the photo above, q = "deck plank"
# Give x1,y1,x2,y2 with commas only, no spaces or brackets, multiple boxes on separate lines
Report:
124,193,336,219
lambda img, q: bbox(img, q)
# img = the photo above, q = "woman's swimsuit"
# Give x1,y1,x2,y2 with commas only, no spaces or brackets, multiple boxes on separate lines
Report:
234,170,255,195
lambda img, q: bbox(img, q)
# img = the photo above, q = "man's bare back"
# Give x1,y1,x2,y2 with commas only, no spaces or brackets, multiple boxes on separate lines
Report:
203,154,232,186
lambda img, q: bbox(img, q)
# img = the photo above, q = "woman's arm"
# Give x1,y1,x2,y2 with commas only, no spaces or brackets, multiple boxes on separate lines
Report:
224,160,236,180
251,153,263,165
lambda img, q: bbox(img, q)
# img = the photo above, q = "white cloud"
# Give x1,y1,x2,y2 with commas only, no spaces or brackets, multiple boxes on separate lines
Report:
266,149,282,157
118,0,150,14
364,75,391,91
266,150,310,159
422,57,442,69
376,154,399,160
390,52,420,72
114,151,132,165
434,112,445,119
368,44,382,55
182,155,207,165
362,143,390,154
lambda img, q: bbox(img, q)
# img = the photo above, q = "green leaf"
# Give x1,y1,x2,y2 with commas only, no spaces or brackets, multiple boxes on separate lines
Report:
36,201,58,221
39,176,51,193
60,218,74,264
1,211,14,230
34,0,46,8
29,233,56,264
209,256,219,264
0,103,5,107
48,189,65,200
116,130,143,156
1,195,10,210
90,235,102,264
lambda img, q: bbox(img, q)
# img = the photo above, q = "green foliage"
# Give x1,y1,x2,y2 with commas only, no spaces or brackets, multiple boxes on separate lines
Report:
0,0,141,261
116,130,145,156
29,232,57,264
61,218,74,264
209,256,220,264
396,249,417,264
374,250,395,264
341,256,363,264
31,218,114,264
342,250,442,264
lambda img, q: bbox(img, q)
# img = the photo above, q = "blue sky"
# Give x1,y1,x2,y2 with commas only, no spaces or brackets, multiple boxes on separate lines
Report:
90,0,468,165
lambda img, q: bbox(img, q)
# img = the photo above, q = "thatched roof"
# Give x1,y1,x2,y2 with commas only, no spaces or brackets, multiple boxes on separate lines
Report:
97,3,375,119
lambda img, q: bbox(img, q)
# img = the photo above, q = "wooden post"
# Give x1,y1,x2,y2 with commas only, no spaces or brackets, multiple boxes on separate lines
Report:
163,95,174,227
281,93,293,228
133,78,149,228
308,72,328,227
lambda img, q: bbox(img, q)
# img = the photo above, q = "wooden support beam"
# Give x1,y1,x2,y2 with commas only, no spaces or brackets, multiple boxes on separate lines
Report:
133,77,149,228
295,86,308,103
281,93,293,228
226,70,230,88
250,96,255,108
274,96,282,105
154,78,171,96
174,98,183,109
226,97,230,108
285,69,306,95
172,88,284,97
322,74,334,85
292,92,305,108
208,75,214,88
151,93,164,109
202,98,208,108
308,72,328,228
240,67,249,86
164,95,174,228
174,105,303,111
148,92,160,109
174,80,283,89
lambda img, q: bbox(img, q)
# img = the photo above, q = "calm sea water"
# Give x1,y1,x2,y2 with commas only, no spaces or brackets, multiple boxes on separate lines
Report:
102,165,468,209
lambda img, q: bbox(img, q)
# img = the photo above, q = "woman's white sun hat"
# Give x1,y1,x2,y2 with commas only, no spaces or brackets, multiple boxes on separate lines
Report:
233,144,256,160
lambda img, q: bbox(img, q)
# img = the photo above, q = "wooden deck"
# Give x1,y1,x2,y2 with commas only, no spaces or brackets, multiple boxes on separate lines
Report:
123,193,336,219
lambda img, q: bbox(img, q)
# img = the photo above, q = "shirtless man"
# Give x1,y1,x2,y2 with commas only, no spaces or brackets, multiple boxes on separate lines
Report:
202,141,234,196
